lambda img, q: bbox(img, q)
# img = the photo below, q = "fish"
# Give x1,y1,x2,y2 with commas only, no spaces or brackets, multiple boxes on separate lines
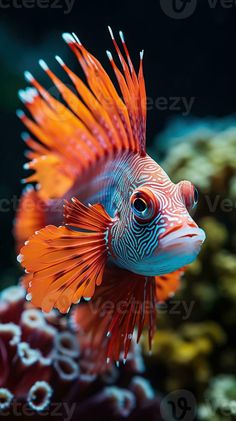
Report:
15,28,205,362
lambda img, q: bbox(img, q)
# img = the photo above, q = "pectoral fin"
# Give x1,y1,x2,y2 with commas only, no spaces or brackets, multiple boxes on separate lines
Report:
18,198,113,313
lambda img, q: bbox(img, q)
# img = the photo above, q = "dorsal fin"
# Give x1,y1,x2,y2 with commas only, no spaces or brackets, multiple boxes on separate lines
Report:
17,29,147,200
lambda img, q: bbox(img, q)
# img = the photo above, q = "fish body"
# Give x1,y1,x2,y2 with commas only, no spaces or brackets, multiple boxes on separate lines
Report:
15,30,205,361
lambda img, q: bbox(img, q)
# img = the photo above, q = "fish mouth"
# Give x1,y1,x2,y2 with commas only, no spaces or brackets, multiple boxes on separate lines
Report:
147,225,206,275
117,224,206,278
159,226,206,247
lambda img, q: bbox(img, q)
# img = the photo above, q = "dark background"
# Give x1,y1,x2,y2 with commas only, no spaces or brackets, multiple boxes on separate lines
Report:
0,0,236,275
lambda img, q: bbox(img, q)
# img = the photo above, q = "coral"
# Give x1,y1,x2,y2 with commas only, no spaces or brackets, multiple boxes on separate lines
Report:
0,284,80,414
0,284,160,420
198,375,236,420
142,322,225,392
155,117,236,193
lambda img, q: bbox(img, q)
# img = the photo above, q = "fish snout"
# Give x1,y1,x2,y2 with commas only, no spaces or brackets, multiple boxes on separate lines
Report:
159,222,206,248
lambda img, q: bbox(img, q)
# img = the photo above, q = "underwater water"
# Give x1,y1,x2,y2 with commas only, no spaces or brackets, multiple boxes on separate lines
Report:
1,3,236,420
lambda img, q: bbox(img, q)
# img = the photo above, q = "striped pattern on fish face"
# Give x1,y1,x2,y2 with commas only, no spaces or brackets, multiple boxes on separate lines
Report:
109,154,205,276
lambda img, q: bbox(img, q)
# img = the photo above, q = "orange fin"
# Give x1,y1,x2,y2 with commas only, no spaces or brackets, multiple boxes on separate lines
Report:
14,186,46,252
71,303,112,374
72,266,156,362
23,153,75,201
18,30,146,199
155,268,185,302
18,199,113,313
20,272,33,290
72,267,185,363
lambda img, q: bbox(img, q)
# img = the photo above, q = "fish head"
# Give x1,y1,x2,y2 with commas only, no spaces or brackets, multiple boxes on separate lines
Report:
110,161,205,276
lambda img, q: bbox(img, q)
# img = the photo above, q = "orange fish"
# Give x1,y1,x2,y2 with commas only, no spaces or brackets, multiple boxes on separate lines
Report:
15,29,205,362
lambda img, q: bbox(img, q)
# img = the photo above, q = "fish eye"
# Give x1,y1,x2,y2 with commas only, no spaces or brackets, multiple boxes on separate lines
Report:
133,198,148,213
179,181,198,210
194,187,198,207
130,187,159,223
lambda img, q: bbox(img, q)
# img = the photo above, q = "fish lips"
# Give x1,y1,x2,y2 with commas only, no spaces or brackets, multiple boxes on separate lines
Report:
159,226,206,249
138,226,206,277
